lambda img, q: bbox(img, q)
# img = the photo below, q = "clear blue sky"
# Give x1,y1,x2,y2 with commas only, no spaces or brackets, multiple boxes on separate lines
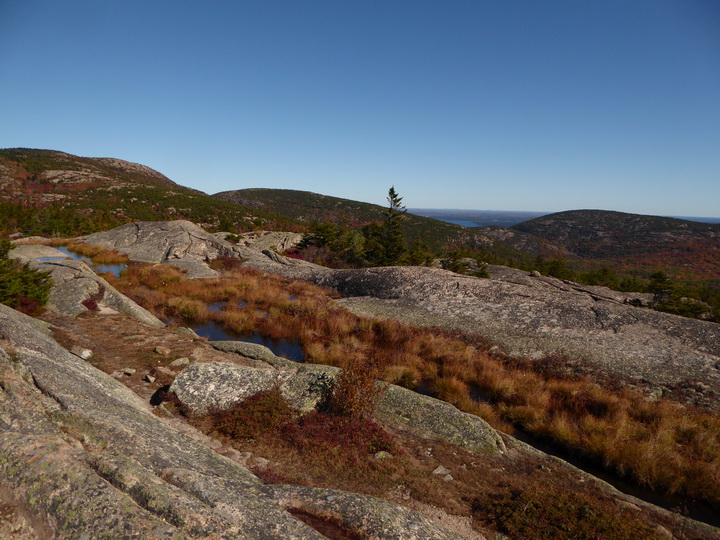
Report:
1,1,719,217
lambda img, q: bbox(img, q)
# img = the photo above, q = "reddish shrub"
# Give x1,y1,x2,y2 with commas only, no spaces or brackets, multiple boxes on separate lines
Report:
281,411,396,456
210,388,296,439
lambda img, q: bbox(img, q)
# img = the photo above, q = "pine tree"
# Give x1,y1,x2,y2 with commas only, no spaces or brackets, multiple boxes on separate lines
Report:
382,186,407,264
362,187,407,266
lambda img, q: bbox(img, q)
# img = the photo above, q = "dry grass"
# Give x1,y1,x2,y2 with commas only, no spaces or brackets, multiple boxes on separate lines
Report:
106,263,720,512
64,241,129,264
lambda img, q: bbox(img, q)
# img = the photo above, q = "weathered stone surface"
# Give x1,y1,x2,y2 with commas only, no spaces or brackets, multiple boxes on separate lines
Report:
0,305,322,538
81,220,232,264
267,484,462,540
176,344,505,455
233,231,304,252
376,384,506,455
170,361,292,415
210,339,297,368
9,245,163,327
79,220,327,280
310,265,720,403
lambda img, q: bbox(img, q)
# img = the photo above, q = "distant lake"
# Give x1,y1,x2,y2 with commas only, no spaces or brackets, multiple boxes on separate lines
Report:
409,209,548,228
444,219,481,227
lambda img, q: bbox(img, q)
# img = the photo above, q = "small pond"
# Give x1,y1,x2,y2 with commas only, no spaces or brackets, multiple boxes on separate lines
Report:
188,319,305,363
53,246,128,277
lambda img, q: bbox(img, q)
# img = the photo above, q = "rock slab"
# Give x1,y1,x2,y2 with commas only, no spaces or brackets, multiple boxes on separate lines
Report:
0,304,461,538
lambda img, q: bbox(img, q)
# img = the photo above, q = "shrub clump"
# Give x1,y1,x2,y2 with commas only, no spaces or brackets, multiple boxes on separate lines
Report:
281,411,397,457
0,238,52,315
330,352,386,419
208,388,297,439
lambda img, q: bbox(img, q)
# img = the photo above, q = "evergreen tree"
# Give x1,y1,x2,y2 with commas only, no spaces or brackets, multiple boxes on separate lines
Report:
363,186,407,266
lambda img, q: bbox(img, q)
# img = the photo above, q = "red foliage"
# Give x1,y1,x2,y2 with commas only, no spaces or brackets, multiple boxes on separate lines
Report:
280,412,396,456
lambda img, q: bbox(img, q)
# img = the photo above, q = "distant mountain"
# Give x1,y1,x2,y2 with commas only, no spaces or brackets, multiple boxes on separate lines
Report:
0,148,297,235
212,188,494,251
510,209,720,280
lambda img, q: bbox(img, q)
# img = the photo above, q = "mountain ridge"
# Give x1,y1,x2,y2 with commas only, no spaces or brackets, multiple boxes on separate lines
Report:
0,148,298,235
508,209,720,281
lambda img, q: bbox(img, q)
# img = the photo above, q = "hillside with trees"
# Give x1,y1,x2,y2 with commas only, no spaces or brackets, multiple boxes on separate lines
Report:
509,209,720,280
0,148,299,236
212,187,492,252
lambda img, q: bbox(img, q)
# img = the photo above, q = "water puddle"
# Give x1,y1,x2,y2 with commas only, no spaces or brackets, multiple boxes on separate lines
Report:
207,301,248,314
53,246,127,277
188,319,305,363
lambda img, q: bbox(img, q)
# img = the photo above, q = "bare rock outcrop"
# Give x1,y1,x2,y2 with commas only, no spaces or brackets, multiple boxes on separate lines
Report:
232,230,304,252
80,220,232,277
0,304,461,538
313,265,720,404
80,220,326,280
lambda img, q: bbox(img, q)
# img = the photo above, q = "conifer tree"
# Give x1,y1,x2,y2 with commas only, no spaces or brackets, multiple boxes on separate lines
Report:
362,186,408,266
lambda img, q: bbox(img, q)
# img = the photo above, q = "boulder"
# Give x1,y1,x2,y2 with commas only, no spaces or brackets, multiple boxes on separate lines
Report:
169,361,336,415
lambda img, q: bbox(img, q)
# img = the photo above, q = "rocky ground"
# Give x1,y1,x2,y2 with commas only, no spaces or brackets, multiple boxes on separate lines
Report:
4,306,711,539
3,219,720,538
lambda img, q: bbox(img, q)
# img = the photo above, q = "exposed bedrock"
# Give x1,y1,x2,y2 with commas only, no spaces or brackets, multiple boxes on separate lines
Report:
312,265,720,403
0,304,462,539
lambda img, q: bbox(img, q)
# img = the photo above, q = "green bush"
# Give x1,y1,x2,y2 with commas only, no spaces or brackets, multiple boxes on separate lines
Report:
0,238,52,314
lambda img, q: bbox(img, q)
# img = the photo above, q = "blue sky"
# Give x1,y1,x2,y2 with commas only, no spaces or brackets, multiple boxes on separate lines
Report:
1,1,719,217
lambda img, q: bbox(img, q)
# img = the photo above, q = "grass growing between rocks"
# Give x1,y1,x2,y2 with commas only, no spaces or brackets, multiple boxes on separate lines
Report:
107,263,720,517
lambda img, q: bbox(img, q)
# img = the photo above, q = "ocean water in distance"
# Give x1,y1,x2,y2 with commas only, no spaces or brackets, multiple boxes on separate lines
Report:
408,209,548,228
409,209,720,228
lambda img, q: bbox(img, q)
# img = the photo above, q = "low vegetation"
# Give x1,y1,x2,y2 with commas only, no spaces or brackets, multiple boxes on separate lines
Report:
179,388,661,539
107,263,720,517
0,238,51,315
